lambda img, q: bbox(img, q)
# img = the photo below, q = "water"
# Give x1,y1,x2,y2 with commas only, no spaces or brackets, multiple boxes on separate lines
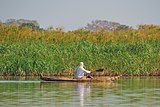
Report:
0,77,160,107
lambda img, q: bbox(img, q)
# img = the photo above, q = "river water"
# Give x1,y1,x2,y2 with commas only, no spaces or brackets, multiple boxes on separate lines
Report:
0,77,159,107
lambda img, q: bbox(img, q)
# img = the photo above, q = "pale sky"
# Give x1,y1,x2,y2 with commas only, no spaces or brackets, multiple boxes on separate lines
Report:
0,0,160,31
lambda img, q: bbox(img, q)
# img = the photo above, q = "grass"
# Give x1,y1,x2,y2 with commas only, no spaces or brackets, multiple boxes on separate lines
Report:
0,24,160,76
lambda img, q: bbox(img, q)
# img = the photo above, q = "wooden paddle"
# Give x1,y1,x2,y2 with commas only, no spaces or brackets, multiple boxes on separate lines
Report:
87,69,104,78
94,69,104,72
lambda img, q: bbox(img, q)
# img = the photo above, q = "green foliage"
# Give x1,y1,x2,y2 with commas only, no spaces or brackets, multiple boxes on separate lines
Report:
20,23,40,30
0,24,160,76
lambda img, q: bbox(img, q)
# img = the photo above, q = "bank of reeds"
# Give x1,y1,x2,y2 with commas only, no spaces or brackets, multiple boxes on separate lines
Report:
0,24,160,76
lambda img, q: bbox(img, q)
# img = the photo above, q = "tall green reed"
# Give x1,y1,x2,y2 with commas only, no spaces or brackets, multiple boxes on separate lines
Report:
0,24,160,75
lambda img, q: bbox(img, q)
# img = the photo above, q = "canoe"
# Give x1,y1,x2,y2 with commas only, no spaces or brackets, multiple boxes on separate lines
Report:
40,73,122,82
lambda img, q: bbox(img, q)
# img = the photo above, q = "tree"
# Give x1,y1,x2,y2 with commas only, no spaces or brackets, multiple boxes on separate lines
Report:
5,18,40,29
5,18,17,26
84,20,131,32
20,23,40,30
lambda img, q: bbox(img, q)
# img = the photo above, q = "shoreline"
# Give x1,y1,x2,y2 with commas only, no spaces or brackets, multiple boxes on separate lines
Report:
0,72,160,77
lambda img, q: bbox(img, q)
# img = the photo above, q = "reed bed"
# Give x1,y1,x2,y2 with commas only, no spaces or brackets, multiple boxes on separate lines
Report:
0,24,160,76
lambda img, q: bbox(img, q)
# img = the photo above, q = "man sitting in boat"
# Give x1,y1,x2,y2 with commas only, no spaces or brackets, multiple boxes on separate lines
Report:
74,62,92,79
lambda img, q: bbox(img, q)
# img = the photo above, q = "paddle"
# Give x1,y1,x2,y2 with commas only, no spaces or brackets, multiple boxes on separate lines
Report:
94,69,104,72
86,69,104,78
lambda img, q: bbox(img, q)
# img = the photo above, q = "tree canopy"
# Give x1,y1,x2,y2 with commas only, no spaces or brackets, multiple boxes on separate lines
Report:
84,20,131,32
4,18,40,30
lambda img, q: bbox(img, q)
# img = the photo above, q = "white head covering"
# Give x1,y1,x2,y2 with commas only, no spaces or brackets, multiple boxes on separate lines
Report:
80,62,84,67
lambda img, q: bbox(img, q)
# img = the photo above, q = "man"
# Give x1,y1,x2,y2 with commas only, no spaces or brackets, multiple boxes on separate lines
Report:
74,62,91,79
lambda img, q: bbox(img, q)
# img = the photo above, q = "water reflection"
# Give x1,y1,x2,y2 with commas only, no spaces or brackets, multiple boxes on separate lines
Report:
0,77,159,107
40,81,118,107
75,83,90,107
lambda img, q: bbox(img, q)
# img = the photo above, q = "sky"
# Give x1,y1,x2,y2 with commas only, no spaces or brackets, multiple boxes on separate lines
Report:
0,0,160,31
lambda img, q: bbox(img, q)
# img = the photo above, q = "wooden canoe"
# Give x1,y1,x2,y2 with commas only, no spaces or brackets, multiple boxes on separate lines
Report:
40,73,122,82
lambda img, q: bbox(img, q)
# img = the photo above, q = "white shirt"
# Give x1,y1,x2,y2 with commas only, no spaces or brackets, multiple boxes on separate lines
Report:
74,66,91,79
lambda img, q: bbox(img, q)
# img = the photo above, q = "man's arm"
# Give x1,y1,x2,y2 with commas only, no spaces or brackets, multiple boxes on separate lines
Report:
81,67,91,73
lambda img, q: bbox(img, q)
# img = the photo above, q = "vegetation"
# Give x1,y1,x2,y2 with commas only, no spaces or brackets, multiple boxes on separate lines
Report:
84,20,130,31
4,18,41,30
0,23,160,76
